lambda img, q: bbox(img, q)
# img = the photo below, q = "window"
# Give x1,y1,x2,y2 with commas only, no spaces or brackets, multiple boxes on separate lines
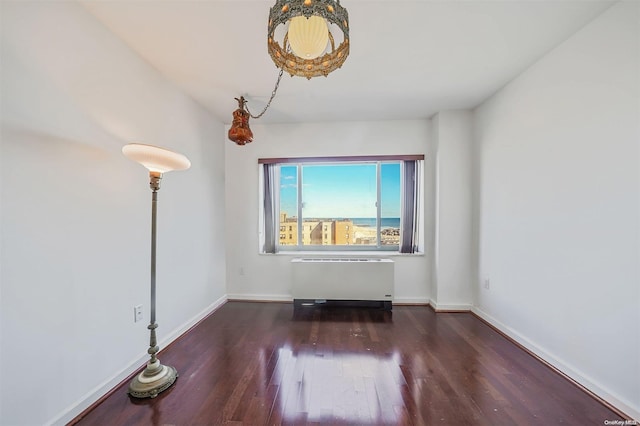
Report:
260,155,423,253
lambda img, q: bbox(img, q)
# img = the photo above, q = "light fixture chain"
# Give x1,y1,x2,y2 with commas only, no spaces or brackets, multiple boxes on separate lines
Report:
246,67,285,119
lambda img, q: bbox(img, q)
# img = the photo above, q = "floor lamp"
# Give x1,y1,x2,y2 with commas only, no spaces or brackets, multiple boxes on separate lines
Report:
122,143,191,398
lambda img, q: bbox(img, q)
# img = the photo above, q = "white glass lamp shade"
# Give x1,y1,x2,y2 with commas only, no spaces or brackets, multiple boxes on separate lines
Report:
288,15,329,59
122,143,191,173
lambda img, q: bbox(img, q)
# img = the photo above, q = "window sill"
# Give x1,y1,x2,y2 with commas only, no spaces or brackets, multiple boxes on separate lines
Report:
259,251,425,257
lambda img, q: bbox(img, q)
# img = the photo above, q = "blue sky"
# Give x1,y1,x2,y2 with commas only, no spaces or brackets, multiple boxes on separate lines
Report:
280,163,401,218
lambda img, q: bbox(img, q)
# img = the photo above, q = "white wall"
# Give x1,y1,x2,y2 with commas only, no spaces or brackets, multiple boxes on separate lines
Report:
473,1,639,419
225,120,431,304
432,111,474,310
0,2,226,425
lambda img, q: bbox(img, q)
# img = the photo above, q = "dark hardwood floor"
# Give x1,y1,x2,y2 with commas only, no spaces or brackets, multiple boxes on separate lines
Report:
75,302,624,425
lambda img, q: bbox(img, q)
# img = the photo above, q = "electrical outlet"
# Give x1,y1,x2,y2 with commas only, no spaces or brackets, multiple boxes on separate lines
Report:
239,267,245,276
484,278,490,290
134,305,143,322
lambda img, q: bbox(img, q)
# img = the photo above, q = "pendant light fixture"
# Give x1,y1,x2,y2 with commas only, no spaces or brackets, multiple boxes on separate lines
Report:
268,0,349,79
228,0,350,145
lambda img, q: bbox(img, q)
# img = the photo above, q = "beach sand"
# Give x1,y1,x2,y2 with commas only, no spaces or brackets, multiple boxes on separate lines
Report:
353,225,400,245
353,225,377,240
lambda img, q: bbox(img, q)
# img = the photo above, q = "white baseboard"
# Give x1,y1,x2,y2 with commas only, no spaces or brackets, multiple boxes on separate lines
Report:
227,293,293,302
393,297,430,305
50,295,228,426
472,306,639,421
430,299,472,312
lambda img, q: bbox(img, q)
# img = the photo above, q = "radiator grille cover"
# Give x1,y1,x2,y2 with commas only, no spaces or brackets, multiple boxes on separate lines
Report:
291,258,394,301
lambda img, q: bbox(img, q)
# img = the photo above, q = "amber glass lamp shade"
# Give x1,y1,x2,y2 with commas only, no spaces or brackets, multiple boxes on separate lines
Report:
228,96,254,146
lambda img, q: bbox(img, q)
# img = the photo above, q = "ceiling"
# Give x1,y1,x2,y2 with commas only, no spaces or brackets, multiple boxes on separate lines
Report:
81,0,614,125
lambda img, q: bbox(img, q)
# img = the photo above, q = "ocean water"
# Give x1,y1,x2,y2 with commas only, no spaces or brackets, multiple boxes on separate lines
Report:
351,217,400,229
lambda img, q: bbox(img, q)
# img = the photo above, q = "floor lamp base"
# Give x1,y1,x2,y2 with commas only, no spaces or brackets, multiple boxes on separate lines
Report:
128,361,178,399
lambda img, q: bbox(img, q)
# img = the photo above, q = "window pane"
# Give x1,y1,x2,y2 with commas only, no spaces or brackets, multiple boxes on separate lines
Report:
381,163,401,246
301,164,376,246
273,161,404,250
279,165,298,246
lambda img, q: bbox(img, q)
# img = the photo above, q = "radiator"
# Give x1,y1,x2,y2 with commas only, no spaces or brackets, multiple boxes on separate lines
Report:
291,258,394,309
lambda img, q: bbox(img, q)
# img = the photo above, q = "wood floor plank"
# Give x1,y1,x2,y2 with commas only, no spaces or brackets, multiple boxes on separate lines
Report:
73,302,626,425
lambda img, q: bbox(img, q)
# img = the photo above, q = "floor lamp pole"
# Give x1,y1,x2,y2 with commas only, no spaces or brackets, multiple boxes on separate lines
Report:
149,181,158,364
128,171,178,398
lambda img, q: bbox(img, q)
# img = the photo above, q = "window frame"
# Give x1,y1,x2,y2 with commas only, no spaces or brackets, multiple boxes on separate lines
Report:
259,155,424,254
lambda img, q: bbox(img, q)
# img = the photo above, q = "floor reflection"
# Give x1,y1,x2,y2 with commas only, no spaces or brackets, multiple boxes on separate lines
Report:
273,347,404,424
292,303,393,323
